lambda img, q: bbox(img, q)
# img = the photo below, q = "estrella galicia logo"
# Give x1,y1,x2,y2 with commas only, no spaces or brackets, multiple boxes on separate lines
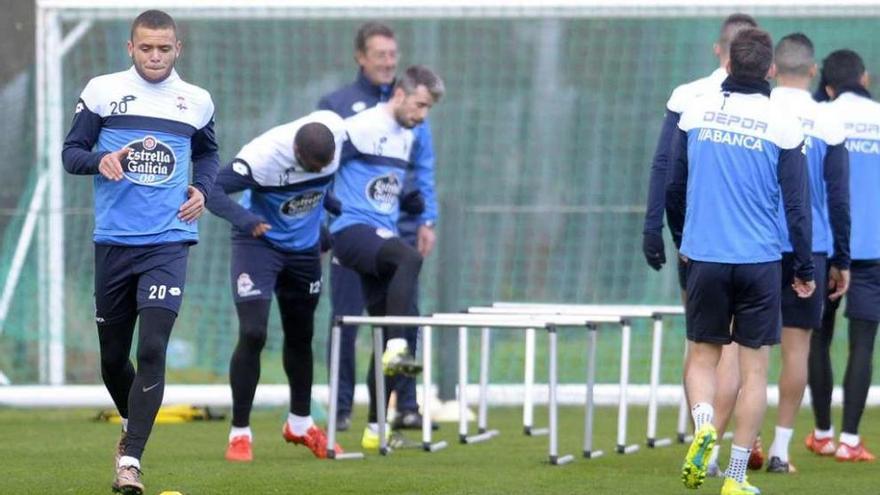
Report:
121,135,177,186
365,173,401,213
280,191,323,218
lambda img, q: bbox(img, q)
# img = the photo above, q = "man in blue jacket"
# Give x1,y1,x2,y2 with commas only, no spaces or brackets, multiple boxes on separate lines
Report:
318,22,439,432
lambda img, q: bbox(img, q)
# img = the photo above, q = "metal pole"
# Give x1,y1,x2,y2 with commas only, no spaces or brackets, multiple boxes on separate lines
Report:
327,324,341,458
647,315,671,447
478,327,490,433
523,327,535,434
678,340,691,443
458,326,468,443
548,326,572,465
616,319,638,454
422,325,432,449
583,324,603,458
373,327,388,455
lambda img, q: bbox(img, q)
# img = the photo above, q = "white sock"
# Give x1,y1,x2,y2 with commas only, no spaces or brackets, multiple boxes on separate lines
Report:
769,426,793,462
708,445,720,466
287,413,314,436
840,432,860,447
725,444,750,483
120,418,128,433
814,427,833,440
229,426,252,442
368,422,379,433
691,402,714,431
118,456,140,470
386,338,408,354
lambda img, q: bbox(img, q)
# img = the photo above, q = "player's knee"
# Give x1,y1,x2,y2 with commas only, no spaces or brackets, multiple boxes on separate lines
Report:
100,353,130,373
398,247,422,272
239,325,267,352
135,341,168,372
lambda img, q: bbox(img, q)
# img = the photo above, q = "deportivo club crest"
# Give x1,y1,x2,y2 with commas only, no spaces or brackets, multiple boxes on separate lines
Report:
365,173,401,213
280,191,323,218
121,135,177,186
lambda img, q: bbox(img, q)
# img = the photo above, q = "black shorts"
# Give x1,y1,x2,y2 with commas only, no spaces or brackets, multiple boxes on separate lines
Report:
685,260,782,349
331,224,392,277
781,253,827,330
845,260,880,322
230,239,322,304
677,257,688,291
94,243,189,324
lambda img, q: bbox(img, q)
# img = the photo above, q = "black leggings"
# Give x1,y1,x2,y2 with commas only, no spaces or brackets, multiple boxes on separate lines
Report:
230,292,319,427
365,238,423,423
97,307,176,460
809,298,879,434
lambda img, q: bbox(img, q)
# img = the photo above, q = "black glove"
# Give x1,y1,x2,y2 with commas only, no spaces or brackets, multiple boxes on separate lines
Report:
323,192,342,216
642,231,666,271
400,190,425,215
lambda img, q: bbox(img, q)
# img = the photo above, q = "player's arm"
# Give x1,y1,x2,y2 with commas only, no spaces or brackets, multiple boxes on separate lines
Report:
664,127,688,251
824,141,851,299
179,113,220,223
411,122,439,256
61,97,110,175
643,110,682,270
825,142,851,269
778,142,815,291
205,162,270,236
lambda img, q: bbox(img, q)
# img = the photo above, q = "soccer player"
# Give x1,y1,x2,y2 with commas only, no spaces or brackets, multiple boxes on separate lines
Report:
318,22,439,432
330,65,444,450
206,111,346,462
806,49,880,462
764,33,851,474
666,28,814,495
642,12,768,473
61,10,218,494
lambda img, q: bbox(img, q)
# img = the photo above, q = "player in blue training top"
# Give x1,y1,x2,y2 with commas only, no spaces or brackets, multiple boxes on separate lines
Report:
318,21,439,433
61,10,218,495
642,14,770,470
330,65,444,451
807,49,880,463
762,33,851,474
666,28,814,495
206,111,345,462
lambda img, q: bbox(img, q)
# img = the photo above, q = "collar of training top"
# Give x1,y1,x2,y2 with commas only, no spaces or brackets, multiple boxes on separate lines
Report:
356,70,394,99
836,84,872,100
720,75,771,97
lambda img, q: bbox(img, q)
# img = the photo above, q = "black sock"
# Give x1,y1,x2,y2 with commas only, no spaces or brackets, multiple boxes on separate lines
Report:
808,298,838,431
842,318,878,435
229,299,271,428
278,291,318,417
124,307,176,460
97,316,137,419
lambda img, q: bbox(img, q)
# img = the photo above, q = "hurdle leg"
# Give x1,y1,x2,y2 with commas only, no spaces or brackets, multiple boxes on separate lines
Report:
458,326,469,443
583,324,603,459
548,326,573,465
421,325,447,452
466,327,498,443
327,324,364,460
647,316,671,447
617,319,639,454
374,326,390,455
523,328,547,436
677,341,692,443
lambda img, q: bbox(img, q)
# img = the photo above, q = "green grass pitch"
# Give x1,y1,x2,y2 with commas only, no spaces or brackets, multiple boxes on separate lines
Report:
0,405,875,494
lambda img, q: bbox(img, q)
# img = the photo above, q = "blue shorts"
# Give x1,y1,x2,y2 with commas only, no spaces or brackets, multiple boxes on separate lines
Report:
781,253,827,330
94,243,189,324
230,239,322,303
845,260,880,322
685,260,782,349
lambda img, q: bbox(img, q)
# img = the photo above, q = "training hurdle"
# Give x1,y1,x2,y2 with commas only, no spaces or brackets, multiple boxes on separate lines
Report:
327,313,615,465
434,312,621,460
487,303,686,452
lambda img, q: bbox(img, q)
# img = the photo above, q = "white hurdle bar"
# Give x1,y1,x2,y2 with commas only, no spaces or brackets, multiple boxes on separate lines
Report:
490,303,685,451
330,314,576,465
468,307,625,456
